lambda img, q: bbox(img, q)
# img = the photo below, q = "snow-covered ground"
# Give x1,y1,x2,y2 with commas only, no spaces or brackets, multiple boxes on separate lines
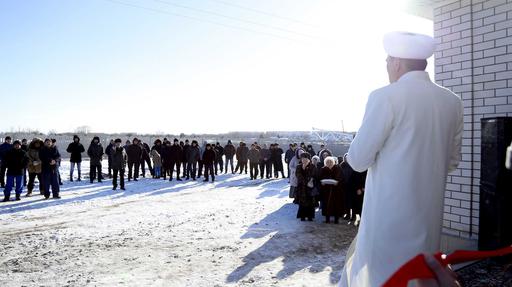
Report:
0,160,357,287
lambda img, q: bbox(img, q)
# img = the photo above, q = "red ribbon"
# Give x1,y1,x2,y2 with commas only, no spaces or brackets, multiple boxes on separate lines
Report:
383,246,512,287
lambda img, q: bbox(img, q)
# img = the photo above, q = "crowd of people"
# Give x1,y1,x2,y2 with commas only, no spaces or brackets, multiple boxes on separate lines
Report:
0,135,365,226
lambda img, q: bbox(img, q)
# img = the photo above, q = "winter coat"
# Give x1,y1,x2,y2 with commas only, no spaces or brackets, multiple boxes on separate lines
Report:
111,147,127,170
271,148,284,171
27,139,43,174
40,146,60,171
237,146,249,162
0,142,13,162
87,139,104,166
289,156,301,187
307,147,316,157
319,165,344,217
182,144,190,162
169,144,183,162
224,144,236,158
202,149,216,165
186,146,200,163
285,148,295,164
105,143,115,159
260,148,271,162
66,141,85,163
247,149,261,163
125,144,142,163
141,144,150,161
151,144,162,155
4,148,28,176
214,145,224,161
150,149,162,168
296,162,317,208
161,145,172,168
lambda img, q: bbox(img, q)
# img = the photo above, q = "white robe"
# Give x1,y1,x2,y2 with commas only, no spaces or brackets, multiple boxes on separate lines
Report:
340,71,463,287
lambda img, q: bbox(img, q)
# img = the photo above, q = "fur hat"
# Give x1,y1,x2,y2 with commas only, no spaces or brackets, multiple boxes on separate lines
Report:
115,138,122,143
13,140,21,146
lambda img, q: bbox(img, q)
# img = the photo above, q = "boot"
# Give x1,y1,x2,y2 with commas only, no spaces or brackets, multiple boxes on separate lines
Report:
15,194,21,201
26,191,32,197
2,196,9,202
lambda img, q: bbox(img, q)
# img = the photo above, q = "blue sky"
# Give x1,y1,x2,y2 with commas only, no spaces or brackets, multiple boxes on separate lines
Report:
0,0,433,134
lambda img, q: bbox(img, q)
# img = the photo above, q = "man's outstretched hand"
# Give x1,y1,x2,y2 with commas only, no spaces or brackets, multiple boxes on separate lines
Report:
414,254,461,287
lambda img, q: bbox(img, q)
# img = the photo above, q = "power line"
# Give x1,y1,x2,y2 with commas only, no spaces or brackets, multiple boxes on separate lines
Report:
208,0,318,28
152,0,317,39
103,0,310,43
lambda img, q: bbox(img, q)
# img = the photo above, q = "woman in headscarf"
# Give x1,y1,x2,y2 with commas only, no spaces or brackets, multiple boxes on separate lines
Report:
319,156,344,224
295,152,317,221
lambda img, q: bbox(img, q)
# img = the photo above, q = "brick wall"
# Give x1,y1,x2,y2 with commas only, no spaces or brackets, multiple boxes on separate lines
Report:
434,0,512,240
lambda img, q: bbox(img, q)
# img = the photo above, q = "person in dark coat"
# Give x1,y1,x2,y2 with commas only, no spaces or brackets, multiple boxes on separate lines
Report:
26,138,44,196
105,139,115,178
247,144,260,180
235,142,248,174
214,142,224,175
40,139,61,199
319,157,344,224
125,138,142,181
51,138,63,185
259,144,271,179
0,136,13,188
21,139,28,186
87,136,104,183
340,156,355,221
285,143,296,179
271,143,285,178
350,169,366,227
181,140,190,178
223,140,236,174
151,139,163,154
161,140,172,180
295,153,317,221
111,138,126,190
2,140,28,202
186,140,200,180
139,141,153,178
66,135,85,182
202,144,216,182
306,144,316,157
168,138,183,181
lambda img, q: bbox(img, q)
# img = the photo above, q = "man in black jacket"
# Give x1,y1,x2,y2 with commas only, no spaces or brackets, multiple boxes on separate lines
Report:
2,140,28,202
105,139,115,178
125,138,142,182
224,140,236,174
40,139,61,199
111,139,127,190
0,136,13,188
169,138,183,181
87,136,104,183
66,135,85,182
214,142,224,175
202,144,216,182
181,140,189,179
285,144,296,179
186,140,200,180
140,141,153,178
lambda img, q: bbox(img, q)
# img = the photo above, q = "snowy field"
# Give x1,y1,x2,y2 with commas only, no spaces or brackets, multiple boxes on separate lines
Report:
0,160,357,287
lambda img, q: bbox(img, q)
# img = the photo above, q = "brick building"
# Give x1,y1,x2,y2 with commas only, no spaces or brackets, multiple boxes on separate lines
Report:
408,0,512,251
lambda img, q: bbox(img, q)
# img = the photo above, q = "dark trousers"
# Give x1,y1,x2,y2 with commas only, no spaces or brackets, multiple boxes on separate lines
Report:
169,160,181,179
198,160,203,177
250,162,259,179
0,162,6,187
259,160,272,178
112,169,125,189
90,163,102,182
42,169,59,198
141,157,153,177
27,172,43,193
4,175,23,198
235,161,248,174
204,163,215,181
128,161,140,180
287,163,290,178
107,157,112,176
273,162,285,178
23,168,27,186
225,157,234,173
215,158,223,174
186,162,197,179
182,161,188,178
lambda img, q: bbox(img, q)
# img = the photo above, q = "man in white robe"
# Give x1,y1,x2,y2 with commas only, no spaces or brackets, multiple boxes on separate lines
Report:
339,31,464,287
